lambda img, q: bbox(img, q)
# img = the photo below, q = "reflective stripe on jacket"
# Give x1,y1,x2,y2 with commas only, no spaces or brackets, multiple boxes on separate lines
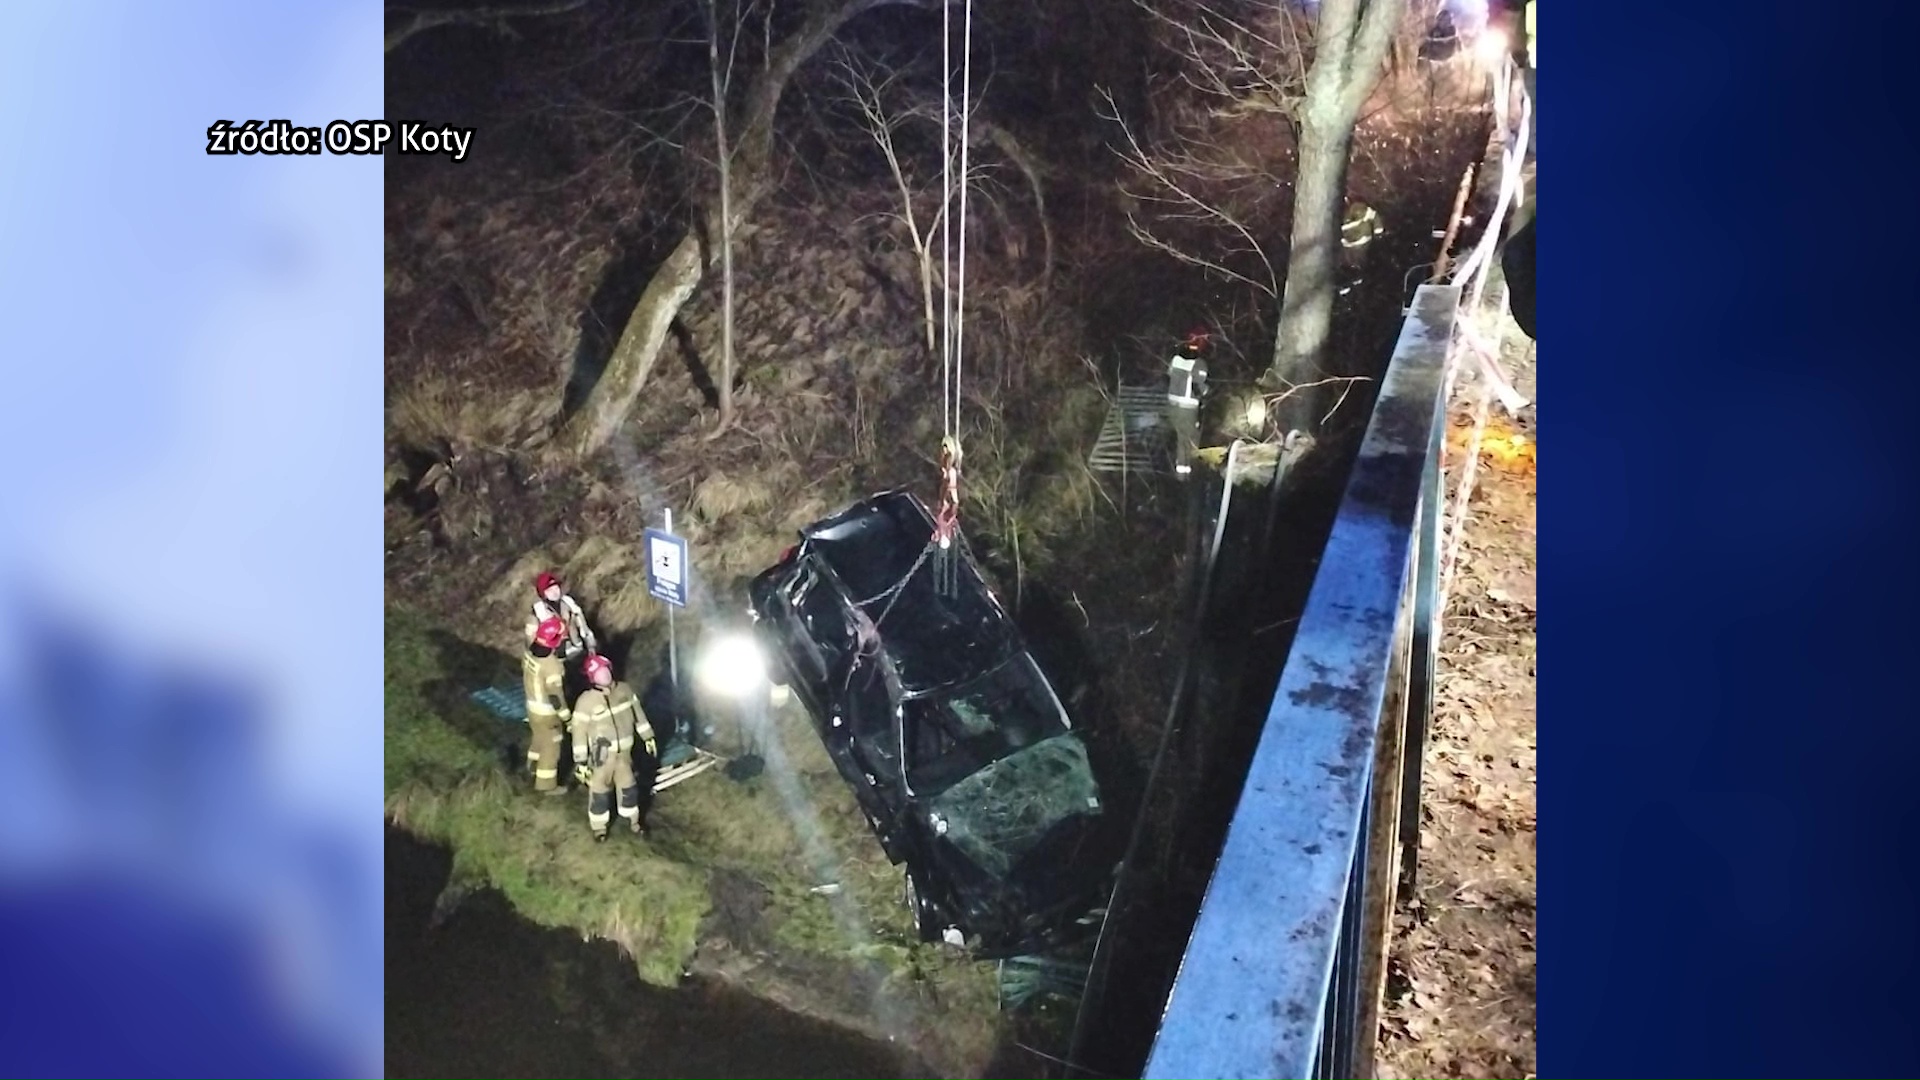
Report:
521,652,568,719
572,683,653,757
1342,203,1384,249
1168,353,1208,405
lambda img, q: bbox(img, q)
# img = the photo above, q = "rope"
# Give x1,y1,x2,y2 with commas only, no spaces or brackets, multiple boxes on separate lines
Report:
931,0,975,556
1450,55,1530,297
953,0,973,445
941,0,953,442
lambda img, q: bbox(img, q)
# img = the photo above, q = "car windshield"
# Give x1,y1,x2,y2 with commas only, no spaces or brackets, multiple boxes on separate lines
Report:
904,654,1069,793
925,735,1101,881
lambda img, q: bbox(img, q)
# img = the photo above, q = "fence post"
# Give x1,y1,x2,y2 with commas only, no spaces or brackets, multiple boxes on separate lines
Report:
1400,409,1444,893
1353,564,1417,1078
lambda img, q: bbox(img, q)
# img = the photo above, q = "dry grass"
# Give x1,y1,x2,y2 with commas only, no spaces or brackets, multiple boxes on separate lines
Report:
595,573,669,637
385,601,1006,1070
387,774,712,986
692,472,776,522
563,535,635,599
390,375,559,457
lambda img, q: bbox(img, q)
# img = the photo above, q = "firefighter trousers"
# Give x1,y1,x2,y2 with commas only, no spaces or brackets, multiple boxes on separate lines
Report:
588,753,643,836
1168,401,1200,475
527,713,564,792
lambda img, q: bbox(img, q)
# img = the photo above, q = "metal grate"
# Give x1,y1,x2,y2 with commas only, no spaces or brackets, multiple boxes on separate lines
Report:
469,686,526,720
1088,384,1171,473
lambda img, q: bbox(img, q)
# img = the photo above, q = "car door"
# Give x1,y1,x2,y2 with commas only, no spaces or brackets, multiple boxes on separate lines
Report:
784,558,851,694
827,652,901,834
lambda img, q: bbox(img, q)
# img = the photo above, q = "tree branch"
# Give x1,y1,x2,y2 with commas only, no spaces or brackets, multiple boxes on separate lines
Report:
386,0,593,54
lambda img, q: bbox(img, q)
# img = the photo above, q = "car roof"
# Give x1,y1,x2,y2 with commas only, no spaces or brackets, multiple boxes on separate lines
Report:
802,489,1017,694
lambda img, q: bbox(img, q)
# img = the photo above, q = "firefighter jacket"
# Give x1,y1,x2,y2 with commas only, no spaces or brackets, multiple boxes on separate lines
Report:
525,593,596,654
521,650,570,724
1341,202,1384,251
572,682,655,763
1168,349,1208,408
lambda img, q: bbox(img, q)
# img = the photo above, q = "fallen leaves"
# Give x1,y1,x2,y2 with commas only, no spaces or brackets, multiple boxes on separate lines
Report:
1377,346,1536,1080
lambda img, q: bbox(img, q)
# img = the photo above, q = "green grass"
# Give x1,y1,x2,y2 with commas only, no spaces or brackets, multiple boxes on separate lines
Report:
385,603,1000,1041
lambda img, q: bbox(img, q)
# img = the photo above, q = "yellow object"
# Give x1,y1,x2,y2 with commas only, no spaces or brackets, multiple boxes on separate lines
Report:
571,679,653,837
521,651,568,790
1526,2,1535,69
1341,202,1384,250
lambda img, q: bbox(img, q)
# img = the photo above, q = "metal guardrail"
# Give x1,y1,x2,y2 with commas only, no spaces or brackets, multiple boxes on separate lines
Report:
1143,283,1458,1080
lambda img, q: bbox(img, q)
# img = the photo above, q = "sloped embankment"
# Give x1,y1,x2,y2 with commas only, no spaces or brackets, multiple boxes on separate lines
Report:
384,160,1113,1074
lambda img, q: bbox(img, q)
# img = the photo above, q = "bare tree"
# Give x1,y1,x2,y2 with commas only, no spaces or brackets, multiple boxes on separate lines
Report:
1101,0,1321,306
704,0,743,438
555,0,945,460
1100,88,1280,299
833,53,949,356
1110,0,1414,430
385,0,593,54
1265,0,1405,401
833,49,1055,362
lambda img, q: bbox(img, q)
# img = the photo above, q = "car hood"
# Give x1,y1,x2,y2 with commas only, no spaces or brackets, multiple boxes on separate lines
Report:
924,734,1103,883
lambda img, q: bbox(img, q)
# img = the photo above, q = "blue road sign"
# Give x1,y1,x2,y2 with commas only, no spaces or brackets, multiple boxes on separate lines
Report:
644,527,690,608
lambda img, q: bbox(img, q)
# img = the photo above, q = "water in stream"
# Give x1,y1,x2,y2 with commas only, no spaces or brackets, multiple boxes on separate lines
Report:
385,827,915,1079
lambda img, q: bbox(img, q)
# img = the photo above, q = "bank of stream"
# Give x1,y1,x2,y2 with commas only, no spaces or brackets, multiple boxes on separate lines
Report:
387,826,924,1079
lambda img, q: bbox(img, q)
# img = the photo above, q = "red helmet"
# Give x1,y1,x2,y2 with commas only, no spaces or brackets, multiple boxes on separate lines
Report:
532,617,566,650
583,652,613,686
1183,325,1212,352
535,571,561,595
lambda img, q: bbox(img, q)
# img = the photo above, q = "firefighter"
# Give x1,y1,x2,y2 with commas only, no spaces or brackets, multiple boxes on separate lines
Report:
1339,200,1385,297
525,571,596,661
1167,326,1211,478
522,617,571,795
571,652,657,841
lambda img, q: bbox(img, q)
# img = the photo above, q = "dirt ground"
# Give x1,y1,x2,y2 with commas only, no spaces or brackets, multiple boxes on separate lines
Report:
1377,315,1537,1080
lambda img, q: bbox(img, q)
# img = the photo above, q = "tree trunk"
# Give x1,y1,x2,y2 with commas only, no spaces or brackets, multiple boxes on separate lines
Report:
1269,113,1352,431
708,0,737,437
917,243,939,355
554,0,914,460
1264,0,1405,431
559,227,707,459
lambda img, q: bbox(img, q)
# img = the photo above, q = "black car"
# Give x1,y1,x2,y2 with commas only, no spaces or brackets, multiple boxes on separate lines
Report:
747,489,1112,957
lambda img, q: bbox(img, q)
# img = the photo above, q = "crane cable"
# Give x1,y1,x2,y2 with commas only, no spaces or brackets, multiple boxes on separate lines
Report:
933,0,974,554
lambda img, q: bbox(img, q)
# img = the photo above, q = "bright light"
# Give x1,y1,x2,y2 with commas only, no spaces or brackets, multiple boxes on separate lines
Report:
696,632,768,699
1242,395,1268,431
1474,28,1510,68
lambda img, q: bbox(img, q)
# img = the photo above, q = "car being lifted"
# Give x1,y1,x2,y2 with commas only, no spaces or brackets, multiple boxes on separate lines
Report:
747,489,1113,957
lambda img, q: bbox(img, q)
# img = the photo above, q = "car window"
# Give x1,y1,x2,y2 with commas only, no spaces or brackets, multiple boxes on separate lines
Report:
904,654,1068,793
797,563,855,657
842,658,901,781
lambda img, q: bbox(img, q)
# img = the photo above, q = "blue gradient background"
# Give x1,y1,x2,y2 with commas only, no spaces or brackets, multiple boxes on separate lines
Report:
0,2,380,1076
1549,1,1920,1076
